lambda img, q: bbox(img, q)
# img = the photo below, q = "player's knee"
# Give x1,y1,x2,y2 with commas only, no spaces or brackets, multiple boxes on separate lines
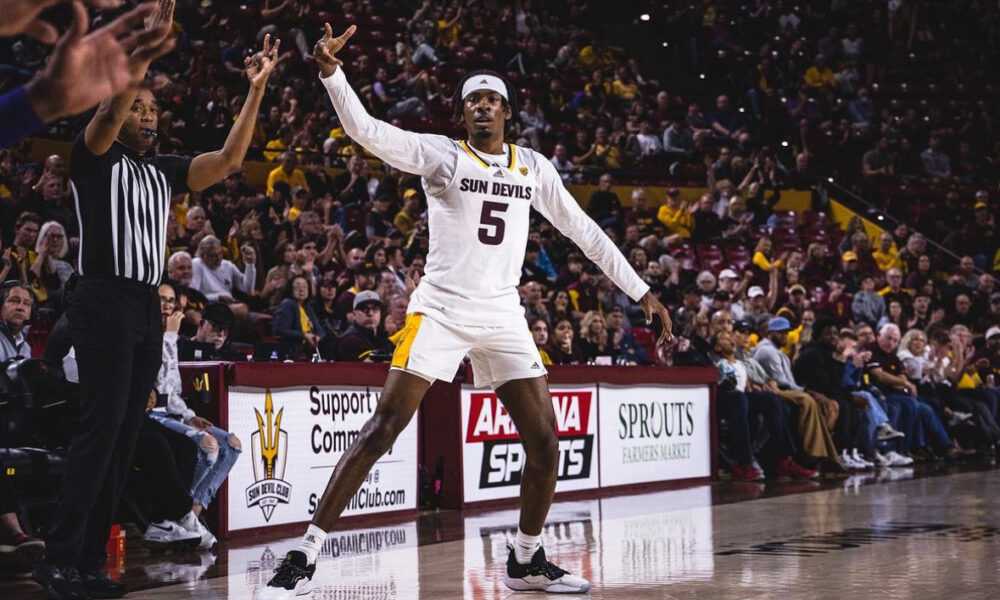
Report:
360,414,404,456
524,429,559,469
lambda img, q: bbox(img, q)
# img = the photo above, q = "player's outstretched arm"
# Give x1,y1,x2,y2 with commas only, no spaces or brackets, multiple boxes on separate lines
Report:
313,22,452,179
533,157,673,344
187,34,281,191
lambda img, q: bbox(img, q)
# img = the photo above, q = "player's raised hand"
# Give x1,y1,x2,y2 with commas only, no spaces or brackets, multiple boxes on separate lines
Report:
313,22,356,78
246,33,280,89
639,290,674,345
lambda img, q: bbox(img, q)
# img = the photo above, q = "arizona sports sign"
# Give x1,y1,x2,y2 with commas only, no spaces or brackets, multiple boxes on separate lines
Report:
460,385,599,503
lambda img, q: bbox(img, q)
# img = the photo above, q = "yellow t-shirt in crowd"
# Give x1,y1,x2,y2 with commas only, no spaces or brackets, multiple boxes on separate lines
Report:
172,197,190,229
437,19,460,46
804,66,836,89
957,371,982,390
872,248,903,273
657,204,693,237
263,138,287,162
266,166,310,195
394,210,417,237
612,79,639,101
877,285,915,298
539,348,553,366
299,305,313,336
594,142,621,169
753,251,782,271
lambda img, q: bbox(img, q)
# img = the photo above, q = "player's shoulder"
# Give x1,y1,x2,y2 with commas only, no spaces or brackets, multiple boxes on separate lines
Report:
511,144,552,175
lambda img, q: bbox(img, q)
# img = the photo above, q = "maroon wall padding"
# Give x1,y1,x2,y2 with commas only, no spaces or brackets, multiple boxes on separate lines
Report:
418,382,464,509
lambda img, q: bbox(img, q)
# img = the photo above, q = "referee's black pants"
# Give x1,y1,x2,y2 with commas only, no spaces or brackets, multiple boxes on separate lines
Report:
45,278,163,568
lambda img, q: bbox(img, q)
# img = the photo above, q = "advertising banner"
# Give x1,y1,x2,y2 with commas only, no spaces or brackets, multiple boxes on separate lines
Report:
598,384,711,487
227,385,417,531
460,385,599,504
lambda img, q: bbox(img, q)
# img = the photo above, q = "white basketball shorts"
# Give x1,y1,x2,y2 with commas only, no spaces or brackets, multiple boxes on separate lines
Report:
389,312,548,389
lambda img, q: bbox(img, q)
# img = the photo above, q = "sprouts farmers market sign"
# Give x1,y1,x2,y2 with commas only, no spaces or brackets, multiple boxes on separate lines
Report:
597,384,711,487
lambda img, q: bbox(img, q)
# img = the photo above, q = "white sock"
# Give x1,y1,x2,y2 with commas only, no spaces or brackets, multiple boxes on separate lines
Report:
178,511,199,532
297,524,327,565
514,528,542,564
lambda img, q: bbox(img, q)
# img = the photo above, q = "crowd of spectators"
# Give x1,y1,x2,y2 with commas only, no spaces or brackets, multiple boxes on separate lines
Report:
4,0,1000,576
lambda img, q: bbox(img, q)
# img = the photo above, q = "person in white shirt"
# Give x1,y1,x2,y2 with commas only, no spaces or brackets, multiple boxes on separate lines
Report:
148,283,241,550
549,143,579,183
263,22,673,599
627,119,663,159
191,235,257,304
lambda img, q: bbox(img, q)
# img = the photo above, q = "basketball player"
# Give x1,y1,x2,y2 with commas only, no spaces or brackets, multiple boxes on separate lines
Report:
263,23,672,598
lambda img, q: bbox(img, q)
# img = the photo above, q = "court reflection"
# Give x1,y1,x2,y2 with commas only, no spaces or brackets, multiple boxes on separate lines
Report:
224,523,420,600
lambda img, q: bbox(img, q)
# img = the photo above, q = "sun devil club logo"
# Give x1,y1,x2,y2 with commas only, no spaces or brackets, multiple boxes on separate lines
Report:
246,390,292,522
519,166,528,176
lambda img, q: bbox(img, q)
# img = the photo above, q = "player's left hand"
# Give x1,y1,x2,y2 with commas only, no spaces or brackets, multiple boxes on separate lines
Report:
639,291,673,345
313,22,357,78
246,33,280,89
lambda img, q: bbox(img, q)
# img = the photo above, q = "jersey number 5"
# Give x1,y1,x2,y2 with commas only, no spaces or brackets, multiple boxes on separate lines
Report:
478,201,509,245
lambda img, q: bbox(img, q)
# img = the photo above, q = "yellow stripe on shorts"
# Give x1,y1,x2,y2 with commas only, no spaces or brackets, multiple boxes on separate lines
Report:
390,313,423,369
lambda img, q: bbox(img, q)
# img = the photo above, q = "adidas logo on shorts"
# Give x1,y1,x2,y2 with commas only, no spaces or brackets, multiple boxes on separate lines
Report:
530,362,540,369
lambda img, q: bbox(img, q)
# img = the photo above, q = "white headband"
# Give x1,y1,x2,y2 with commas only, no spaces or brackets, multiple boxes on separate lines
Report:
461,74,508,102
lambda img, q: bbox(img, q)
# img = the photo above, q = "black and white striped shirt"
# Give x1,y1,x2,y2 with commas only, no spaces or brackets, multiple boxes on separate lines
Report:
70,132,191,286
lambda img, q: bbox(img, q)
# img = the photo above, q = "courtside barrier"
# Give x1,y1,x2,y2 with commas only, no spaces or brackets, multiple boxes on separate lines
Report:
178,362,717,539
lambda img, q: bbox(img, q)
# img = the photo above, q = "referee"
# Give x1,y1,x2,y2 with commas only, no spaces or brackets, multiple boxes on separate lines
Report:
33,10,282,600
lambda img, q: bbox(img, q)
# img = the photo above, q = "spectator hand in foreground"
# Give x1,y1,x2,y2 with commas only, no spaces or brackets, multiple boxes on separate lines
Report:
25,1,176,123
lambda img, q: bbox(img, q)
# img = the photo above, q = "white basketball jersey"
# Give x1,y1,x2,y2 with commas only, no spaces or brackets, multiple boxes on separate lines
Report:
321,69,649,326
408,140,541,325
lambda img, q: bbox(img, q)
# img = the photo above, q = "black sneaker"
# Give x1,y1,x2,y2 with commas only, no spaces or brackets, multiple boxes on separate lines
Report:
503,544,591,593
81,568,127,599
260,550,316,599
32,563,91,600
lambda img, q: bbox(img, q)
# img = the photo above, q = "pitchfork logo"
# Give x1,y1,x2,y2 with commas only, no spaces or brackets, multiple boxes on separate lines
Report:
246,390,292,522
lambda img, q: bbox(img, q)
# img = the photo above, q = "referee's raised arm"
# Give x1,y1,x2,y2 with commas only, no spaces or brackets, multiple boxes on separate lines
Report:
84,0,175,156
186,34,281,190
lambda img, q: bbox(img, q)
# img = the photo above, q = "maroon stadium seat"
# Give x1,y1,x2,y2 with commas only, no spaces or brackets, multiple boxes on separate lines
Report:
696,244,724,272
771,227,801,253
801,211,828,231
672,244,698,272
724,245,751,271
631,327,657,362
773,211,798,228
